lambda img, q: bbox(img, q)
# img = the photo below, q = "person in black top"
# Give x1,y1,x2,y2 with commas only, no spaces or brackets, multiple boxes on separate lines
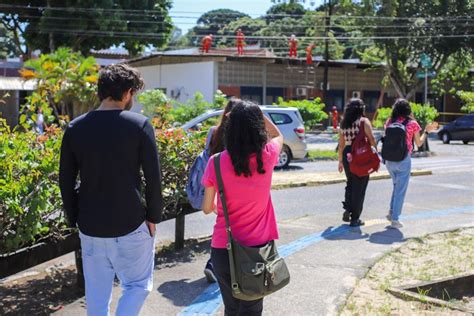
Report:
59,64,163,316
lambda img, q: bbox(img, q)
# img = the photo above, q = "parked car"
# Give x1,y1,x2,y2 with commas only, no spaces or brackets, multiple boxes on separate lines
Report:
437,114,474,144
181,106,308,168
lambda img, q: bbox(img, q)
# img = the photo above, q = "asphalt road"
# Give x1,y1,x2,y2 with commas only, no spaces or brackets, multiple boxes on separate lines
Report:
153,138,473,245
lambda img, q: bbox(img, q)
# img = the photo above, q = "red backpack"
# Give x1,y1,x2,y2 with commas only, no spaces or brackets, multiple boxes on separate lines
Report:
350,119,380,177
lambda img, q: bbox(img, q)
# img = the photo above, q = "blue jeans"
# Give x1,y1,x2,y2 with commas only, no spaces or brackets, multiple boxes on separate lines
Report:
386,155,412,221
79,222,155,316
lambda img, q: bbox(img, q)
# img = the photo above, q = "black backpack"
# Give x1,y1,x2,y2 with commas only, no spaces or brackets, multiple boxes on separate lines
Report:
381,118,409,162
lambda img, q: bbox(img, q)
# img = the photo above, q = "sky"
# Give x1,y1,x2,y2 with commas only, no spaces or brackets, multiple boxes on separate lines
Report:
170,0,324,34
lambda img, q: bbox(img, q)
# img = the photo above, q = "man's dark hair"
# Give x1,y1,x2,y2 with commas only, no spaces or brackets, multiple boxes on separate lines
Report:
98,64,144,102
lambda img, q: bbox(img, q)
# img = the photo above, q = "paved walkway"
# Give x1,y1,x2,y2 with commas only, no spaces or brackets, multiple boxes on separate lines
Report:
57,204,474,315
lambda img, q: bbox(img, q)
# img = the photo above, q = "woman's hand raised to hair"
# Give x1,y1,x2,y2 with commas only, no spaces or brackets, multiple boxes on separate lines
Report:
425,122,439,133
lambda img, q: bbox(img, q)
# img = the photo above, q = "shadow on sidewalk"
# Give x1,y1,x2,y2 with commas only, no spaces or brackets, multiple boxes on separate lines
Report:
157,278,210,307
275,165,304,172
321,225,369,241
0,267,83,315
155,238,212,270
368,227,405,245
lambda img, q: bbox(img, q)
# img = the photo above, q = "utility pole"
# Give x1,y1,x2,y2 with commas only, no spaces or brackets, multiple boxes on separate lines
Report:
322,0,332,108
424,67,428,105
46,0,55,52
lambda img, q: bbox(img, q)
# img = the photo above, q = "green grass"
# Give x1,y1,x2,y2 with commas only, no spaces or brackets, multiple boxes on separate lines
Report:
307,149,338,160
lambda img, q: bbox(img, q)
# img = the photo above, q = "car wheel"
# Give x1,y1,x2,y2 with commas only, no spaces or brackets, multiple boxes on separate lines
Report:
463,140,469,144
442,133,451,144
276,146,291,169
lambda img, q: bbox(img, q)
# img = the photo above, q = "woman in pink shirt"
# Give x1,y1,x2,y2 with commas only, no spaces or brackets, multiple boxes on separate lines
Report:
202,100,283,315
384,99,438,229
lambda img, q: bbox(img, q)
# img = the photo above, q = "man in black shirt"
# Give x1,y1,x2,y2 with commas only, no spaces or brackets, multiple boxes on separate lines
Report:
59,64,163,315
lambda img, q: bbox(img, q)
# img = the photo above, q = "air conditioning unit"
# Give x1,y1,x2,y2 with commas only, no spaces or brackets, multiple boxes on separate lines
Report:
352,91,362,99
296,87,308,96
319,82,330,90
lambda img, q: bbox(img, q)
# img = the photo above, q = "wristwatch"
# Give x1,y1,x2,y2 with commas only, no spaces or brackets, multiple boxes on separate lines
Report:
424,130,429,135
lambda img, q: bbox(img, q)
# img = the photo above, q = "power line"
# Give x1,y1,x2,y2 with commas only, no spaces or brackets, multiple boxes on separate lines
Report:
0,4,472,21
15,14,474,31
23,27,474,41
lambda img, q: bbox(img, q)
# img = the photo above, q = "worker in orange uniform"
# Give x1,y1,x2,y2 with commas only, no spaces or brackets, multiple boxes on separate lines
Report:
236,29,245,55
289,34,298,58
306,43,315,65
201,34,213,53
332,106,339,130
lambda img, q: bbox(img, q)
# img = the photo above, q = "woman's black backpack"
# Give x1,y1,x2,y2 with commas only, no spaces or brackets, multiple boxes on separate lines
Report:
381,118,409,162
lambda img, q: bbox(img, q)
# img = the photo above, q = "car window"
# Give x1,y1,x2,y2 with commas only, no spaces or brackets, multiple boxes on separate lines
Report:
456,116,469,124
269,113,293,125
190,114,220,131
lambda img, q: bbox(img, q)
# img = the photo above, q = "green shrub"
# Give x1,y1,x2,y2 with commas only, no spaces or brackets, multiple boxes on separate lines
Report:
1,51,208,254
373,107,393,128
457,90,474,114
373,103,438,129
20,47,99,123
0,118,204,254
0,121,67,253
171,90,226,124
410,102,439,128
154,126,205,214
138,90,227,125
137,89,170,120
275,97,328,129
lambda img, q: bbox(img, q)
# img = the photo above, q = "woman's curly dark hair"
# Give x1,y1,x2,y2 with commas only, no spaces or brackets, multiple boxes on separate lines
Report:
391,98,412,122
209,98,238,155
341,98,366,129
225,100,268,177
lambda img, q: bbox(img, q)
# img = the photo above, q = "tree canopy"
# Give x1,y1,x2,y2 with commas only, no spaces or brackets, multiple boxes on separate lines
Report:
364,0,474,99
0,24,20,58
0,0,173,57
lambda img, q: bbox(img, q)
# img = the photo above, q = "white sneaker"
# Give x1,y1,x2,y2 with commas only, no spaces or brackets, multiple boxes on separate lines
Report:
390,220,403,229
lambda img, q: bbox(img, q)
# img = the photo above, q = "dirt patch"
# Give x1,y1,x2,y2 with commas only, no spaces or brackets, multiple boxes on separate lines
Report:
341,227,474,315
0,266,82,315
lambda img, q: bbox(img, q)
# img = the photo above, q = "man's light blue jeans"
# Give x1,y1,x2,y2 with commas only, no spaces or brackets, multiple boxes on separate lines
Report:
386,155,412,221
79,222,155,316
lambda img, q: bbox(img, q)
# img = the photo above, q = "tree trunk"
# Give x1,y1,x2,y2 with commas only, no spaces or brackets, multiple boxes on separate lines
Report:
46,0,55,52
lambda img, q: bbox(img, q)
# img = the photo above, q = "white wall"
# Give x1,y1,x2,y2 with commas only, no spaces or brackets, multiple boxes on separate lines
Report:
138,61,217,103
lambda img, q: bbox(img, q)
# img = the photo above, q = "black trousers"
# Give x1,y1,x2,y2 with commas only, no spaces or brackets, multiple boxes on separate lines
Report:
211,247,263,316
342,145,370,221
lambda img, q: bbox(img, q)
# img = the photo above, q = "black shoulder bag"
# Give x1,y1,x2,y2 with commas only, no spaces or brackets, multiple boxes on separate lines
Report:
214,153,290,301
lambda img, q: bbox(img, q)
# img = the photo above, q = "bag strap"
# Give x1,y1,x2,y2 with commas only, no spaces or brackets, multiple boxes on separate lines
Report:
214,153,241,294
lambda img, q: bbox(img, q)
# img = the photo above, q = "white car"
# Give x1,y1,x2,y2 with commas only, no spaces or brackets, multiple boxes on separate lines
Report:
181,106,307,168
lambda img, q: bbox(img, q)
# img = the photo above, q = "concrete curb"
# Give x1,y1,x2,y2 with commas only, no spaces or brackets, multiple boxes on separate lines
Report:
271,170,432,190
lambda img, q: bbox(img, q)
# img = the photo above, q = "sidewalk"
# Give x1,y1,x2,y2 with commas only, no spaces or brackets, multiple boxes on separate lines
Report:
56,204,474,316
272,169,431,190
